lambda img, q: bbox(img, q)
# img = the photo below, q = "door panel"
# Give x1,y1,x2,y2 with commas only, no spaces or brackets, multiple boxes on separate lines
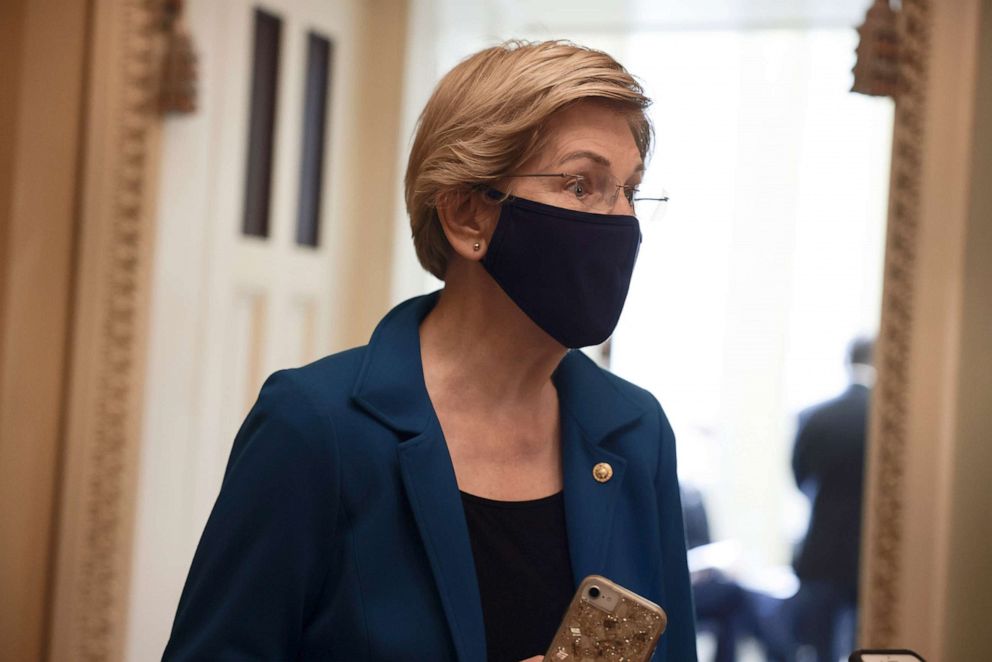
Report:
126,1,361,658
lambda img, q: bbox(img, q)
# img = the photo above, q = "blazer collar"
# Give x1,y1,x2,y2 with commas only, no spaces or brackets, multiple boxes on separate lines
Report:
351,291,647,441
351,292,439,436
552,349,645,443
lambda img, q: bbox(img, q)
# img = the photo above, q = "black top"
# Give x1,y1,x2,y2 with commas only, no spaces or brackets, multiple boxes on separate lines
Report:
460,490,575,662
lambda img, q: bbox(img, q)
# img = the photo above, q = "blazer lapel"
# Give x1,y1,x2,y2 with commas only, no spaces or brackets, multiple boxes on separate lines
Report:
352,292,486,662
554,351,647,586
560,411,629,584
396,422,487,662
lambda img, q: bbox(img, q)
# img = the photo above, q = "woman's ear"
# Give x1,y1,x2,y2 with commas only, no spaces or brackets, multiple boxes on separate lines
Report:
436,189,500,261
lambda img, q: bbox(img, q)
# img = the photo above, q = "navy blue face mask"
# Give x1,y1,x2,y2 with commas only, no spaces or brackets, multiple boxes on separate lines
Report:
480,191,642,349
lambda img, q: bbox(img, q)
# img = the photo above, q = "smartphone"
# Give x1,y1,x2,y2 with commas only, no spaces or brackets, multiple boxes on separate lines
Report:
849,649,926,662
543,575,667,662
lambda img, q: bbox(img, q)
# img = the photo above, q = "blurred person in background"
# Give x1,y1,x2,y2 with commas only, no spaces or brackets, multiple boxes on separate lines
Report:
789,337,874,661
162,40,696,662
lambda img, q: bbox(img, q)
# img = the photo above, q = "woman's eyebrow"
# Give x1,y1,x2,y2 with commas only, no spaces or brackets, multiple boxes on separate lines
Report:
558,150,611,167
557,150,646,175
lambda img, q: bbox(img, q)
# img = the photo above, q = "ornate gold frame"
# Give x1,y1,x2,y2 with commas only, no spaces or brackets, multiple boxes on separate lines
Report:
48,1,166,659
861,0,931,648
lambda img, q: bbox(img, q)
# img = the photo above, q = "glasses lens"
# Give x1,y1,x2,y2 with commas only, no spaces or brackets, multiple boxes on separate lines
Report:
634,191,669,222
583,169,616,213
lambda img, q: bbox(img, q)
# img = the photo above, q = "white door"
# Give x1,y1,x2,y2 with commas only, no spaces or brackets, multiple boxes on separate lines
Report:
126,0,363,658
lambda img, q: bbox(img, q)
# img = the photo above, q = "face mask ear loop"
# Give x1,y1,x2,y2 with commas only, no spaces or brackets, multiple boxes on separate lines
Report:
481,186,513,205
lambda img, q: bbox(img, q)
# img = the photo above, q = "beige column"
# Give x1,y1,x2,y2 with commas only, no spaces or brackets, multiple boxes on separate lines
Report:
938,0,992,656
0,2,91,660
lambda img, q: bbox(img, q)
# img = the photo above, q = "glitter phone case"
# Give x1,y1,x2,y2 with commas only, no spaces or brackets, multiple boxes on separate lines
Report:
542,575,667,662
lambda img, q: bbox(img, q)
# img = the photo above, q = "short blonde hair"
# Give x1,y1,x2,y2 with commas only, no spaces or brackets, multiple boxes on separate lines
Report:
405,40,653,279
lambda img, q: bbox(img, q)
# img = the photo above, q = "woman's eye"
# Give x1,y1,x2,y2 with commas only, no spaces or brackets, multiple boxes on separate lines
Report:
566,177,589,199
624,187,638,204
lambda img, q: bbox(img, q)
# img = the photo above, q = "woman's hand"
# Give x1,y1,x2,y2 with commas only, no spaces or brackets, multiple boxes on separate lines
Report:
519,657,544,662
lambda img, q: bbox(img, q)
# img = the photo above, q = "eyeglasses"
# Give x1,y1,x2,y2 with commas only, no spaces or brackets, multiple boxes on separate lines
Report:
501,170,670,221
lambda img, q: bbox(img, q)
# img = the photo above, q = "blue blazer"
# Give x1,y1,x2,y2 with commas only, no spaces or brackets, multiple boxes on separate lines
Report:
163,292,697,661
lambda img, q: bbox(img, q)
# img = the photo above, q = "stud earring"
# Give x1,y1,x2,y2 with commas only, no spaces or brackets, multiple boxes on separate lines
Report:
473,242,481,252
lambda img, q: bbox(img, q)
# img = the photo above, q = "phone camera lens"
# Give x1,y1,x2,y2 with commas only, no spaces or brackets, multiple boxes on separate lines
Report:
588,586,601,599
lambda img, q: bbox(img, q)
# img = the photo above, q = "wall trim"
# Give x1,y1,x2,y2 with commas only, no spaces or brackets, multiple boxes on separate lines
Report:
47,1,166,659
861,0,932,647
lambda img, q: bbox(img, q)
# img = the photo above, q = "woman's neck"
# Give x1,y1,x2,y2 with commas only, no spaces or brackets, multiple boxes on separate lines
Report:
418,264,566,413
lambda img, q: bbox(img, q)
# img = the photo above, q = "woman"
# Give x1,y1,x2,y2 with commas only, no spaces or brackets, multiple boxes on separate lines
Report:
163,40,696,662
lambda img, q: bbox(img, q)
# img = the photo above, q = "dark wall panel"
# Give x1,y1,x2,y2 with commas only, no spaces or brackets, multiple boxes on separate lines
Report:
296,33,333,247
242,9,282,238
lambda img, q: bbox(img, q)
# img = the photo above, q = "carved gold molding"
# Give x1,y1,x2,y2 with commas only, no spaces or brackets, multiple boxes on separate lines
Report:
48,1,166,660
862,0,932,647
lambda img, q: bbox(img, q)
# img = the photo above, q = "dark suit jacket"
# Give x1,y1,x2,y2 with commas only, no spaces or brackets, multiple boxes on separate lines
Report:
791,383,870,601
162,292,697,661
